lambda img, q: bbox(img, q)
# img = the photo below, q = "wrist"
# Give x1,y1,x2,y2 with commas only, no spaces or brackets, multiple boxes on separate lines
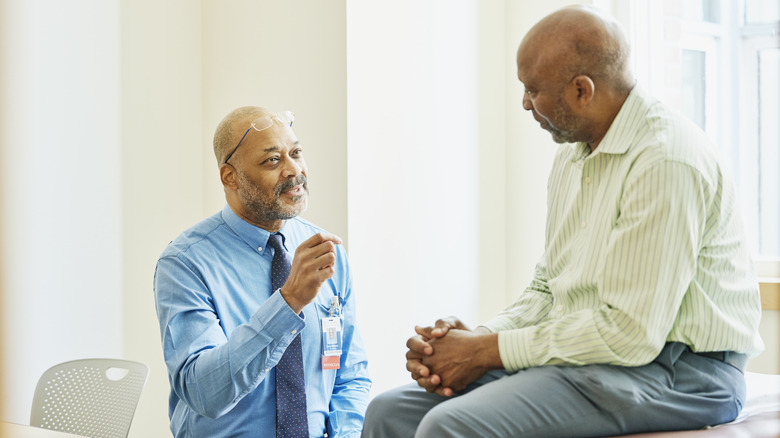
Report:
279,287,305,315
474,332,502,370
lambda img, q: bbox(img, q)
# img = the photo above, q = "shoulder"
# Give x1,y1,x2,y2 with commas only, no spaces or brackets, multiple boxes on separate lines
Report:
158,211,232,260
628,98,720,182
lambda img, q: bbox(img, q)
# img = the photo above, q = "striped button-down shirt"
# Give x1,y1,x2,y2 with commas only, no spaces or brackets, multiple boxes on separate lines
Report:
482,86,764,371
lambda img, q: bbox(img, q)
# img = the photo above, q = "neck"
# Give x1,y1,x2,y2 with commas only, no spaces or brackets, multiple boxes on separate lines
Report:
587,90,630,150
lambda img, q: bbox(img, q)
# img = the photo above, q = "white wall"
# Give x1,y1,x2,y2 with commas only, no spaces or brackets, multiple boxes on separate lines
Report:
120,0,204,435
347,0,483,397
752,310,779,373
0,0,123,425
475,1,510,323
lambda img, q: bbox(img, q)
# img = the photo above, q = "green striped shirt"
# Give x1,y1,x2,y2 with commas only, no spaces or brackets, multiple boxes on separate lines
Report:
483,86,765,371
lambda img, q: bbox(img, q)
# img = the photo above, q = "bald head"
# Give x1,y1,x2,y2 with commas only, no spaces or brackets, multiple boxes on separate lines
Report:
518,5,634,93
213,106,275,165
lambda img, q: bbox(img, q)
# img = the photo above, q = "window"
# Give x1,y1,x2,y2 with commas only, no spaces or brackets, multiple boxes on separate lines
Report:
623,0,780,267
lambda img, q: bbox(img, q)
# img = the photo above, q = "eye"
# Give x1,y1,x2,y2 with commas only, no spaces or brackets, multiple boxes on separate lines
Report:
291,148,303,157
262,155,281,165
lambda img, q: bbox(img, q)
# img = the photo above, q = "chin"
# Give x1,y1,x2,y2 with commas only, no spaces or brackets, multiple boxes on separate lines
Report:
549,130,576,144
286,199,308,217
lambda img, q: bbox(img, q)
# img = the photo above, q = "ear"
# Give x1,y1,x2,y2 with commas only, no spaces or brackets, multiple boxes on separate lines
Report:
220,163,238,190
566,75,595,110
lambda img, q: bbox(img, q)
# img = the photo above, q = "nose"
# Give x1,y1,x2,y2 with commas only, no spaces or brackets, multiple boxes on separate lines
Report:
522,93,533,111
280,156,304,178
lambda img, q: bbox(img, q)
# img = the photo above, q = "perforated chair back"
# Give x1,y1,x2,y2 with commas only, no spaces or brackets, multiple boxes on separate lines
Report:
30,358,149,438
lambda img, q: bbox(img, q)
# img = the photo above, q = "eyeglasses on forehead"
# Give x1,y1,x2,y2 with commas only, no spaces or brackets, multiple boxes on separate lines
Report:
223,110,295,164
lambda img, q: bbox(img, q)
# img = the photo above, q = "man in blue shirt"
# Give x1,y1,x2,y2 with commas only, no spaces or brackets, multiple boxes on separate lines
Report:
154,106,371,437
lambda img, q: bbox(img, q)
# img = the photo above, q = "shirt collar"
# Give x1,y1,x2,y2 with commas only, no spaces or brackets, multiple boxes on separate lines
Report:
221,204,291,253
571,84,648,157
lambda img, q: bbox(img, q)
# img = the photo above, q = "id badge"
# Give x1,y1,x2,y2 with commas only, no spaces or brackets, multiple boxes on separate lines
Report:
321,316,342,370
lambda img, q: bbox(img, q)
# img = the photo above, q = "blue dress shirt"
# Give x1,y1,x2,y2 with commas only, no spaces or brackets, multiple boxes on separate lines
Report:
154,205,371,437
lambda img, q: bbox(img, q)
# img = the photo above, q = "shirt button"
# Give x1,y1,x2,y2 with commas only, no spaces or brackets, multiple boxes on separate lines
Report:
557,305,563,312
291,329,298,335
584,176,592,184
258,246,263,252
581,221,587,229
264,368,270,373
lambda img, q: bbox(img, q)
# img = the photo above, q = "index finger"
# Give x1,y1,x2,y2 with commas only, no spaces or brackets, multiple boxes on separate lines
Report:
407,333,433,356
414,325,435,340
429,319,454,338
301,232,343,248
431,316,467,337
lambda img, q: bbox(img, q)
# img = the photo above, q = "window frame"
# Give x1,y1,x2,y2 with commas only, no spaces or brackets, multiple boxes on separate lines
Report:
616,0,780,283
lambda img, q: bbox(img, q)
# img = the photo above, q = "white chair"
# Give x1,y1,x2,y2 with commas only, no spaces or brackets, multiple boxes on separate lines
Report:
30,358,149,438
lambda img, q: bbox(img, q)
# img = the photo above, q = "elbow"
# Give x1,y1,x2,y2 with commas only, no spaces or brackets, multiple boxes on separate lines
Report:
199,403,235,420
175,383,237,419
172,368,239,420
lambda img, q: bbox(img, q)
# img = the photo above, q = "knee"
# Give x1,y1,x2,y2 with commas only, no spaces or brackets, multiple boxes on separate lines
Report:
361,391,401,437
415,403,459,437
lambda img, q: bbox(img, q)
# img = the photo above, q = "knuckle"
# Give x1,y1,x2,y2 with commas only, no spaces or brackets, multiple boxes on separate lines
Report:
309,232,324,244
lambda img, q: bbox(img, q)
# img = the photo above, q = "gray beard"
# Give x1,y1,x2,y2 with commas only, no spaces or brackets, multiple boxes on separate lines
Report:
237,172,308,224
547,99,580,144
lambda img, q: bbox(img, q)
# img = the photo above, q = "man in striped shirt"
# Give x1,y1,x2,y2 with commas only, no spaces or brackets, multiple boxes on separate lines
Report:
361,5,764,438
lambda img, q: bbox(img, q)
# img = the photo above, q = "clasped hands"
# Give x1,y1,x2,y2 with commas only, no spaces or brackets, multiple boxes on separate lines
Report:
405,316,501,397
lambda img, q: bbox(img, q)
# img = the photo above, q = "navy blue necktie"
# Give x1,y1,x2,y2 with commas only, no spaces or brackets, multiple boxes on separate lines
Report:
268,233,309,437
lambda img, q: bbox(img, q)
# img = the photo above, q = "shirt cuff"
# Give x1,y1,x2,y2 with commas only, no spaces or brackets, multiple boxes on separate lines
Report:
497,328,535,371
249,290,306,346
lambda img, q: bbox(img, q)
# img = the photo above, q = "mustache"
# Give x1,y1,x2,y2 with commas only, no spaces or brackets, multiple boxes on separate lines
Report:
275,174,307,196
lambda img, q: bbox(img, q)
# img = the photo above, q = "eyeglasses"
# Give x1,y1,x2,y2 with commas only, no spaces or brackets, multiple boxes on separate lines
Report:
223,110,295,164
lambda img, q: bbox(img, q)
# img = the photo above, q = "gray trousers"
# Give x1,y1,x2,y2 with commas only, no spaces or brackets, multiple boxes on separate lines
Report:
361,343,745,438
